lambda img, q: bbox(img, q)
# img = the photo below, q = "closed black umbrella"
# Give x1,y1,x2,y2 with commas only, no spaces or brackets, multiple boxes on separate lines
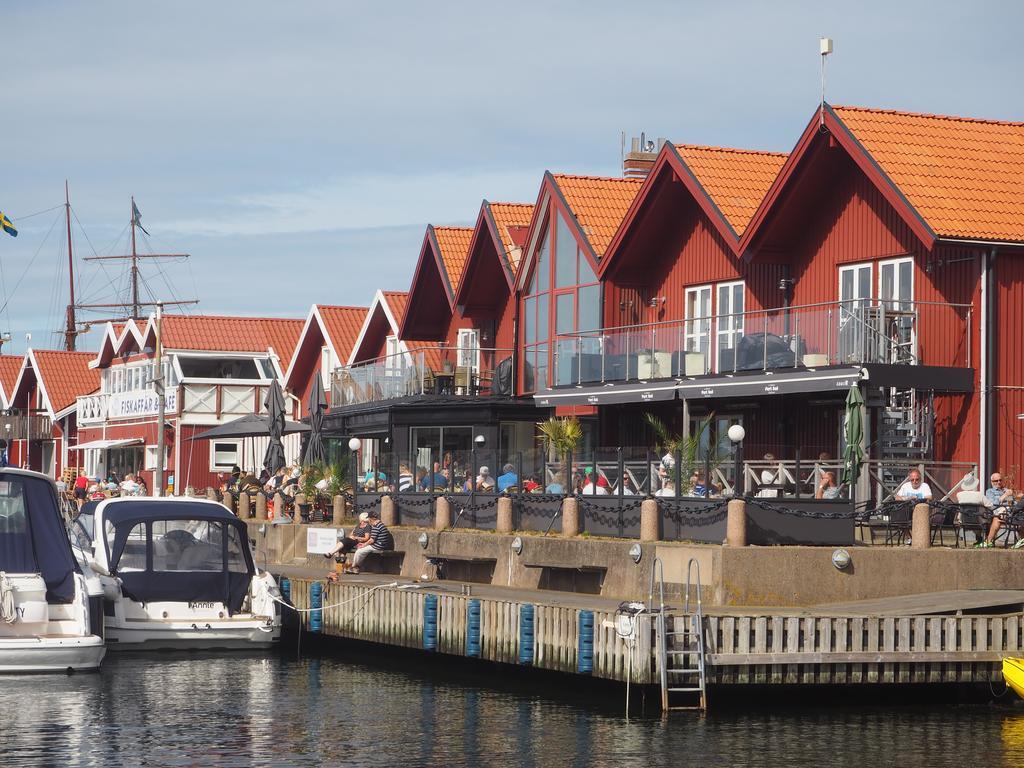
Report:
303,374,327,466
263,379,287,475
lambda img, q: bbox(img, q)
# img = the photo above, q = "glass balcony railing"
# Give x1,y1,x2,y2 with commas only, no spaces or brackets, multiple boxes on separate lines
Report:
552,299,972,387
331,346,515,407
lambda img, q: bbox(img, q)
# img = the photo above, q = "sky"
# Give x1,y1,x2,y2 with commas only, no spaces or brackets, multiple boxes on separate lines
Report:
3,0,1022,354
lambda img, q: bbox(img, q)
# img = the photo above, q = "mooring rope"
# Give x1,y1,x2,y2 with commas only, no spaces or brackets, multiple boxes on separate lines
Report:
0,572,17,624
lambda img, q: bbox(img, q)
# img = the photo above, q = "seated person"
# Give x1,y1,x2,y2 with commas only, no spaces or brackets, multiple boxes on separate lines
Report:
895,469,932,503
971,473,1019,548
755,453,779,498
398,464,414,492
619,475,638,496
476,466,496,492
523,476,542,493
349,514,394,574
580,468,608,495
324,513,373,575
545,471,566,495
655,479,676,498
686,471,709,498
419,462,448,491
496,463,518,493
815,470,841,499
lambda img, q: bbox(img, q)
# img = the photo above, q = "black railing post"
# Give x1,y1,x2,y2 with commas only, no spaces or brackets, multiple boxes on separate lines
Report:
516,451,524,498
430,450,436,495
704,450,712,499
470,447,478,526
617,446,625,537
646,448,653,496
674,448,682,498
566,450,573,497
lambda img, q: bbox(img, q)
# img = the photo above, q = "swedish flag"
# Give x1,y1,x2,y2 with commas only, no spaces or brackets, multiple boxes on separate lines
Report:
0,212,16,238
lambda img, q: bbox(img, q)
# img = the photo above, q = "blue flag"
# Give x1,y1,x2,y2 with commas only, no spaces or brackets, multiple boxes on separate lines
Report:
131,201,150,236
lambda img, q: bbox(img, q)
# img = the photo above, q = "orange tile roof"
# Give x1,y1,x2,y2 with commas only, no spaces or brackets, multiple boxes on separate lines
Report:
552,175,644,259
159,315,304,362
0,355,22,403
317,305,368,361
432,226,474,297
32,350,100,414
832,105,1024,243
381,291,409,330
675,145,788,236
487,202,534,271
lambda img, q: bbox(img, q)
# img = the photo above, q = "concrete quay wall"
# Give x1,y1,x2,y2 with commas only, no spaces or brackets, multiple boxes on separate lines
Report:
248,521,1024,608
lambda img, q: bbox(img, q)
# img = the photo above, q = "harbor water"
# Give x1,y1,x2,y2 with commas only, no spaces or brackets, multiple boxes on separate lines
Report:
4,651,1024,767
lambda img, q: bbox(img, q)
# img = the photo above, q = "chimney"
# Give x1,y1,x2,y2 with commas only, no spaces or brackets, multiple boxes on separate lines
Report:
623,133,664,179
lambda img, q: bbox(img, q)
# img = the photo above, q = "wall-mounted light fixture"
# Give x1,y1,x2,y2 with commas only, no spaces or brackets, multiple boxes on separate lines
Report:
831,548,851,570
418,532,429,549
628,543,642,564
511,536,524,556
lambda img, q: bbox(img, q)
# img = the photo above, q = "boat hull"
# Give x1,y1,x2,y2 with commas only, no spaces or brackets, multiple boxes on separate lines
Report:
1003,658,1024,698
0,635,106,673
105,618,280,651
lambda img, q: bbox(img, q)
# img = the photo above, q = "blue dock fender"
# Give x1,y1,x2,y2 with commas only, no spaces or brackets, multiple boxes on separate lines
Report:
519,604,535,665
577,610,595,674
466,599,481,658
280,577,291,603
423,593,439,651
309,582,323,633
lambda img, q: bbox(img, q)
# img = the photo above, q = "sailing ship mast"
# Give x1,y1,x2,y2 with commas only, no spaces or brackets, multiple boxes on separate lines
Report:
63,181,77,351
73,195,196,327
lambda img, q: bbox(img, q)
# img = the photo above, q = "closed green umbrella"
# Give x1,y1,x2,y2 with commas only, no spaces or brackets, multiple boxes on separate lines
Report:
841,385,865,489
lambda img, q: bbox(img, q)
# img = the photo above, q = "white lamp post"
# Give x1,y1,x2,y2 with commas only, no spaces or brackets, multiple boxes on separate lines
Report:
727,424,746,496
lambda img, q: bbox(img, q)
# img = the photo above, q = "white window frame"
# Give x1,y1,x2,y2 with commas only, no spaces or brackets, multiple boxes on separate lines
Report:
684,285,712,355
715,280,745,372
456,328,481,372
209,440,242,472
145,445,169,471
878,256,916,362
878,256,914,311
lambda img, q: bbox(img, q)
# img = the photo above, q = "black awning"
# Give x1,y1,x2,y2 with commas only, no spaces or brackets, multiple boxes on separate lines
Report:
534,381,678,407
861,363,974,393
675,366,864,400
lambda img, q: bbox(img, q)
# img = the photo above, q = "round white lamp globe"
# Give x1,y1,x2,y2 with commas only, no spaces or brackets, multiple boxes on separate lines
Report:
348,437,361,452
727,424,746,443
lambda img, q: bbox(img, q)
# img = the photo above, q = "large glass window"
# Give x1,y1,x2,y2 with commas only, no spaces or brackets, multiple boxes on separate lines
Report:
521,208,602,391
409,426,473,489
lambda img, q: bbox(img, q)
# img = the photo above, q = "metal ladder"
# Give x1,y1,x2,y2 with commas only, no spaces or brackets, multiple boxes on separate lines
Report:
652,557,707,713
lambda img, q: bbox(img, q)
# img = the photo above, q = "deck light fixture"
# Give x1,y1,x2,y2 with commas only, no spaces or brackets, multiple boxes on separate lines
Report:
348,437,361,452
728,425,746,496
474,434,485,446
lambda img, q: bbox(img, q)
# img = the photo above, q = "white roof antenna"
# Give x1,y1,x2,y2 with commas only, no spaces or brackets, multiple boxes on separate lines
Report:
820,37,834,131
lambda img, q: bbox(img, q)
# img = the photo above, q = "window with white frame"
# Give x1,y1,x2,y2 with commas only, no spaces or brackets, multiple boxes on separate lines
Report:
456,328,480,372
384,335,403,376
715,281,745,372
145,445,170,471
210,440,241,471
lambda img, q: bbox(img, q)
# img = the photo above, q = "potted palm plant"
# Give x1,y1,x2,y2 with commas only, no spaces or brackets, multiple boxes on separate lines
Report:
536,416,584,494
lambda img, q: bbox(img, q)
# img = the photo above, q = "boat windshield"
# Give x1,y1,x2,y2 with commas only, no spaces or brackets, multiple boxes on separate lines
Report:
103,501,255,613
0,474,77,603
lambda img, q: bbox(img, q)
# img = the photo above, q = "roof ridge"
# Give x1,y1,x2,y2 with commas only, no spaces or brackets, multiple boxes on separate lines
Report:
317,304,370,311
552,173,644,184
675,143,789,158
160,314,303,322
432,225,474,232
832,103,1024,128
488,201,534,208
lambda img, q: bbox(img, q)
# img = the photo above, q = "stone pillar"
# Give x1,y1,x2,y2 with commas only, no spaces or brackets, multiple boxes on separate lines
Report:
295,493,306,522
238,492,251,519
640,498,660,542
912,503,931,549
435,495,452,531
221,491,233,513
255,492,267,521
561,496,579,537
380,494,397,527
274,492,287,520
333,495,346,526
726,498,747,547
496,496,513,534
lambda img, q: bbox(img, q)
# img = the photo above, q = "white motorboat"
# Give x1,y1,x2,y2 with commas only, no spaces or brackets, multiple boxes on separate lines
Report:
0,468,105,672
84,496,281,650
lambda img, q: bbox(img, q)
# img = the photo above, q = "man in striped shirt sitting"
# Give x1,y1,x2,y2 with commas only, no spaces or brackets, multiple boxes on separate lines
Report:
349,514,394,573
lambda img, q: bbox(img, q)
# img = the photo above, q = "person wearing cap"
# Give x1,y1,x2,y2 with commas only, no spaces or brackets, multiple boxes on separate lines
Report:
970,473,1021,548
581,467,609,495
323,512,373,567
476,466,495,492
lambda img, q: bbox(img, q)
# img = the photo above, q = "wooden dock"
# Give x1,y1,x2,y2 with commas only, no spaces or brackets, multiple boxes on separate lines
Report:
284,577,1018,688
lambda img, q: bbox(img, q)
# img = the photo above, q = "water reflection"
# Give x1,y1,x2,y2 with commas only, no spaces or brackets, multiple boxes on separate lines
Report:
1,653,1023,767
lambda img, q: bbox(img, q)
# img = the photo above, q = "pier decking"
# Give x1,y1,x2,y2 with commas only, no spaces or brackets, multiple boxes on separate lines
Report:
281,573,1019,690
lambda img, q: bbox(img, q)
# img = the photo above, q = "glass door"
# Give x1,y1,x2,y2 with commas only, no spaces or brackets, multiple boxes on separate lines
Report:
715,282,744,372
838,263,873,363
878,257,915,363
684,286,712,375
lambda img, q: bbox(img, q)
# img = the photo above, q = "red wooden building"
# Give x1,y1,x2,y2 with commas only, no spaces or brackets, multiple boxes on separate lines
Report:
5,349,99,478
284,304,368,418
76,314,303,493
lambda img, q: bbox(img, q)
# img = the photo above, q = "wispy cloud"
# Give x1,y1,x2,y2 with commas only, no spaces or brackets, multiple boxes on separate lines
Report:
163,168,544,236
